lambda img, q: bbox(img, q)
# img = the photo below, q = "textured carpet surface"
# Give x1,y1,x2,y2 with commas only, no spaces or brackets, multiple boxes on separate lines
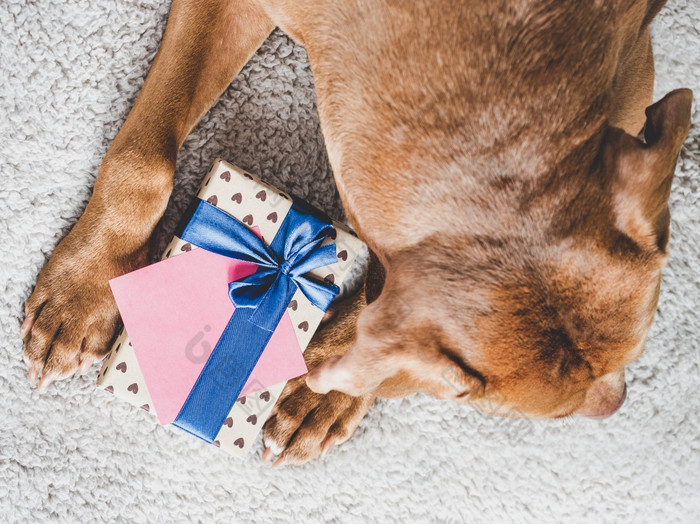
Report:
1,1,699,522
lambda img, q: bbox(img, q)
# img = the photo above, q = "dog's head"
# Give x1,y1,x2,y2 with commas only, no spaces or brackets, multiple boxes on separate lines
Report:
309,89,692,419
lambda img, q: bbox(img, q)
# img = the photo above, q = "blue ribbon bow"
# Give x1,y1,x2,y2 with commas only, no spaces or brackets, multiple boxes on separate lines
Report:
172,199,340,442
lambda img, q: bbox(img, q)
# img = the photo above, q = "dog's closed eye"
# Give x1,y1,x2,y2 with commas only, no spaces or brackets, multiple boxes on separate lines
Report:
435,346,486,399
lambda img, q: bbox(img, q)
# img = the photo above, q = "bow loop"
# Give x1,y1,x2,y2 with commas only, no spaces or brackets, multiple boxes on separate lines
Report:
278,212,335,268
227,269,278,309
288,243,339,278
180,201,278,269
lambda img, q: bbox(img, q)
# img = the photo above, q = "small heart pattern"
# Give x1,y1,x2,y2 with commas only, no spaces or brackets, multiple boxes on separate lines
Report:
180,243,192,252
104,385,114,394
127,383,139,394
207,195,218,206
266,212,277,223
234,438,245,448
337,250,348,261
256,190,267,201
298,321,309,332
116,362,127,373
220,171,231,182
239,396,246,405
242,215,254,225
231,192,242,204
246,415,257,425
225,417,233,428
140,404,150,412
288,300,298,311
259,391,271,402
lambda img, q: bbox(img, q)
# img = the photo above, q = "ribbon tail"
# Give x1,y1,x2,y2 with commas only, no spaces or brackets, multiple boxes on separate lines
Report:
296,276,340,312
228,269,277,309
173,307,274,443
173,272,300,442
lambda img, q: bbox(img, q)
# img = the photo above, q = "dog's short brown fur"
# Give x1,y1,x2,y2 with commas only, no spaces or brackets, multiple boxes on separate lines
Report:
22,0,692,465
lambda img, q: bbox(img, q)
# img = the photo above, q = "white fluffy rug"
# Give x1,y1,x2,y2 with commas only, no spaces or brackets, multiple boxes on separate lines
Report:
1,1,698,522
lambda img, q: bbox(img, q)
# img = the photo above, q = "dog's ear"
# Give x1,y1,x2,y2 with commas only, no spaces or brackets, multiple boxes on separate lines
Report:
604,89,692,251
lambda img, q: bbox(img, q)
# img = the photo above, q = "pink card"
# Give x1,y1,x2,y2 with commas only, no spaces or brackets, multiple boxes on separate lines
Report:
109,247,307,425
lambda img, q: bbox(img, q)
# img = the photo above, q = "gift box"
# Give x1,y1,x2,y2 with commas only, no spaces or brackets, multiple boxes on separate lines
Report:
96,159,364,457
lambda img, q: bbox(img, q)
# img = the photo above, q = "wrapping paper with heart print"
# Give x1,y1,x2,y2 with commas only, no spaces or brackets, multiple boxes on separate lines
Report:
96,159,365,457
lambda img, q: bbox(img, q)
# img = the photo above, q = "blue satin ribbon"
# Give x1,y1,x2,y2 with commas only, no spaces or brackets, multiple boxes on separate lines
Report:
172,199,340,442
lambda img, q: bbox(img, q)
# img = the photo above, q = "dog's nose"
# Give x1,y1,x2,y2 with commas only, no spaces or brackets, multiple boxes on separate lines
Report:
580,382,627,420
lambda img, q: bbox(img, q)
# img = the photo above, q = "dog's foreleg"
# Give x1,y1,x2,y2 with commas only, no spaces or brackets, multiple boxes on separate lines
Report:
22,0,274,388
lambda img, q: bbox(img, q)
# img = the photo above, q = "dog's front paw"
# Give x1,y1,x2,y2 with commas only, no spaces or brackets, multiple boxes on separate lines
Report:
262,375,375,466
21,220,146,389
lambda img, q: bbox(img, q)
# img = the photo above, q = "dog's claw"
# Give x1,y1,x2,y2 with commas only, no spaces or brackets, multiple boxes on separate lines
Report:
79,356,96,375
20,314,35,339
37,371,57,391
321,438,336,457
262,447,274,463
27,363,41,388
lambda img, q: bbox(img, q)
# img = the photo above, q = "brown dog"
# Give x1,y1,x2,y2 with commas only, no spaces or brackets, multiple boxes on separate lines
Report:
21,0,692,465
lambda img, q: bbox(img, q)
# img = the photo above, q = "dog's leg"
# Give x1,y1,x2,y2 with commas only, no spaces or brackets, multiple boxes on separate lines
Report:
22,0,274,389
262,253,386,465
262,286,376,466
